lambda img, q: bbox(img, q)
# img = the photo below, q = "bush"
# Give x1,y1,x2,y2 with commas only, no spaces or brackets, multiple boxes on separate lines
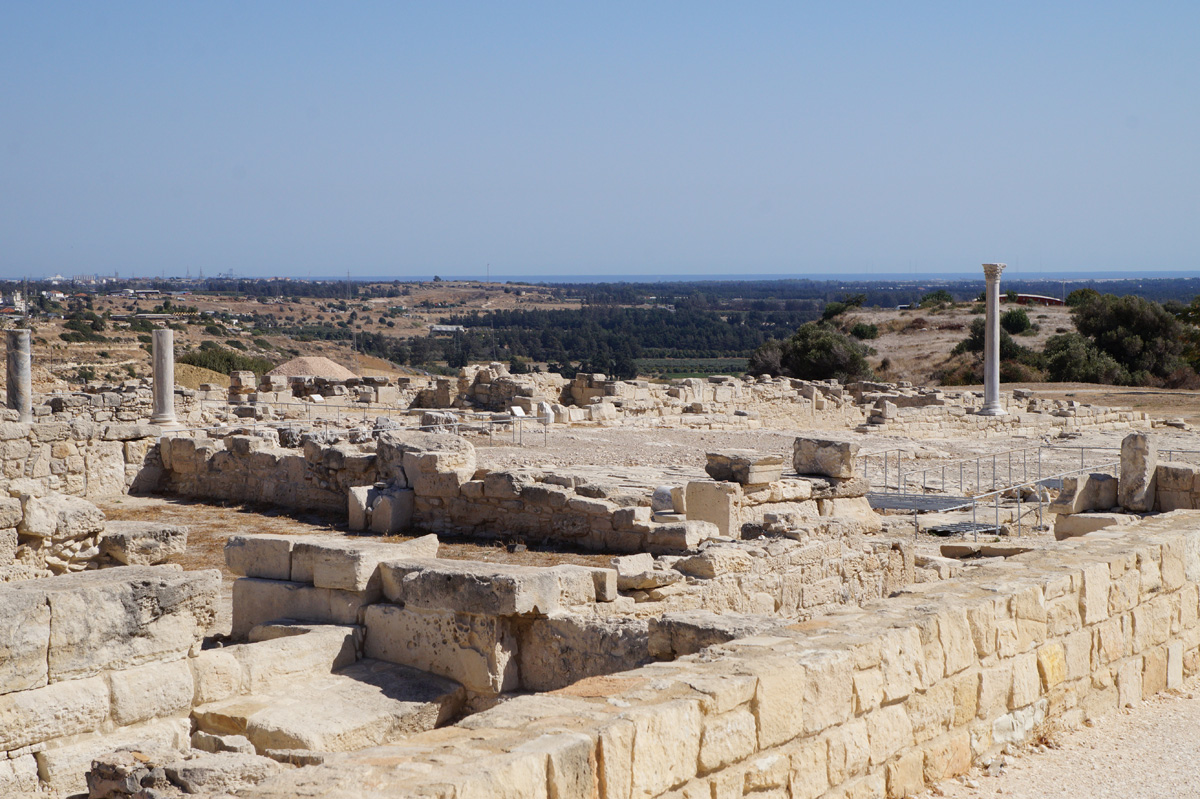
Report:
225,339,247,351
178,345,275,376
746,339,784,376
1043,333,1128,384
920,290,953,306
1000,308,1031,335
849,322,879,340
1071,293,1191,382
749,322,873,382
822,301,848,320
1066,288,1101,307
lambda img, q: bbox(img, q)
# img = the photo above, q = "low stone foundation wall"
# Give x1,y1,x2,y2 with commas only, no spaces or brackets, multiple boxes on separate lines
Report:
861,403,1148,438
235,510,1200,799
0,419,161,499
0,566,219,795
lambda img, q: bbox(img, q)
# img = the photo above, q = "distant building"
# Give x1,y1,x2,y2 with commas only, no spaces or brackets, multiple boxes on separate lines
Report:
430,324,466,335
0,291,26,313
1012,294,1064,307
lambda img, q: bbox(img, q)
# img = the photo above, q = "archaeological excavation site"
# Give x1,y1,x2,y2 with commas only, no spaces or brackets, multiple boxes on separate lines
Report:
6,301,1200,799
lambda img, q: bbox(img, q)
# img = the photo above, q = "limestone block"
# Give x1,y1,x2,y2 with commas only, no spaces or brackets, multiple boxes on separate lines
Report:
612,553,654,576
0,496,22,528
626,699,703,798
230,578,371,638
1048,473,1118,515
109,658,195,725
0,755,37,796
647,611,779,658
18,492,105,538
816,496,883,532
673,547,753,578
685,480,742,538
1053,512,1129,540
0,674,110,750
369,489,415,534
193,730,257,754
1156,462,1200,510
348,485,379,531
0,583,50,694
164,751,282,794
380,558,566,616
289,535,354,582
866,704,913,766
42,566,219,682
516,614,650,692
99,520,188,565
376,430,476,498
1119,432,1157,511
645,521,716,555
311,534,439,593
232,625,359,692
547,564,602,605
705,450,785,485
38,717,189,796
225,534,295,581
194,659,464,754
191,648,244,705
364,603,519,695
749,655,807,749
793,437,859,478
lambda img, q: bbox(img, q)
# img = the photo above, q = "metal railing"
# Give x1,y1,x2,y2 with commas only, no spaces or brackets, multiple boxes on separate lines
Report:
965,458,1121,541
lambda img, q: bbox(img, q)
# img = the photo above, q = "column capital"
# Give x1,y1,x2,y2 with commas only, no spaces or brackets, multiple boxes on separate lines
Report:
982,263,1006,281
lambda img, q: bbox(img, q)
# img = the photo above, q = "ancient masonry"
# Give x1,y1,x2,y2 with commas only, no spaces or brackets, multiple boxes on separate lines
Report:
3,326,1198,798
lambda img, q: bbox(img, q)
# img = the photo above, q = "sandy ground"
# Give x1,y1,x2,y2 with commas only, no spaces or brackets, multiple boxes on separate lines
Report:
920,675,1200,798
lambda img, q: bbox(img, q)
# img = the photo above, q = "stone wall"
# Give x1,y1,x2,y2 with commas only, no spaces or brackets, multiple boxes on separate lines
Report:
221,530,916,705
235,510,1200,799
158,430,885,556
0,566,219,795
861,401,1148,438
0,418,161,499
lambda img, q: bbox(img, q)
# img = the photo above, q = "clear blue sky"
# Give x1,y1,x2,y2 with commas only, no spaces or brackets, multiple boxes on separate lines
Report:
2,2,1197,279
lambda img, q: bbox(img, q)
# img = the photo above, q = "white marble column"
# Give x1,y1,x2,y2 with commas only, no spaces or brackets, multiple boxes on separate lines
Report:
979,262,1007,416
5,330,33,423
151,328,178,426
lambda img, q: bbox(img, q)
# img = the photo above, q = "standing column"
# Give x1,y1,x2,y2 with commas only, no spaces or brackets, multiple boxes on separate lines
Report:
151,328,178,427
979,262,1007,416
5,330,33,423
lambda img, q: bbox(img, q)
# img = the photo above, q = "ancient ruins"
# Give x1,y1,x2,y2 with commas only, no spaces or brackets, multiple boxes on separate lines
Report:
4,275,1200,798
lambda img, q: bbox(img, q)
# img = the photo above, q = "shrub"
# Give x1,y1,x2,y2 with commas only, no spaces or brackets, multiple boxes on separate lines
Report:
920,290,953,306
850,322,879,340
1071,293,1191,382
178,345,275,376
748,323,873,382
1043,333,1128,384
1000,308,1031,335
1066,288,1101,307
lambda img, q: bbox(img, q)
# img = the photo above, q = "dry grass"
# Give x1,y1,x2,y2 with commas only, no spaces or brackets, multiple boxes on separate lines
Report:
175,363,229,389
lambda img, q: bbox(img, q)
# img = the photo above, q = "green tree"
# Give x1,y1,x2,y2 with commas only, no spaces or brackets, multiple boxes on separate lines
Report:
749,322,873,381
1071,293,1190,383
1043,333,1128,384
1000,307,1031,335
